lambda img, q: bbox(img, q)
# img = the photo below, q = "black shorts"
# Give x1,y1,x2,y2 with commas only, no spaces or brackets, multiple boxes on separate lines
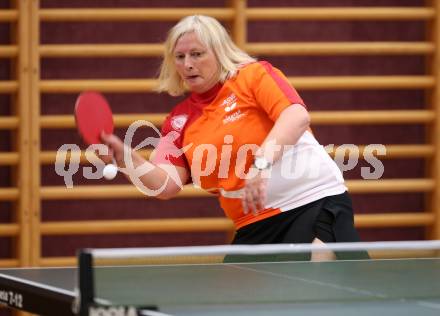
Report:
227,192,369,261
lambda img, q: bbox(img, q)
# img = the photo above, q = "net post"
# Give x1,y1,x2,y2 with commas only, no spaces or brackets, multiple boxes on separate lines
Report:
77,249,94,316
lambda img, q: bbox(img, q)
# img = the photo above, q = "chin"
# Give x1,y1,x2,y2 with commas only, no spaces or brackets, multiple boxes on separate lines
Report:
190,86,204,93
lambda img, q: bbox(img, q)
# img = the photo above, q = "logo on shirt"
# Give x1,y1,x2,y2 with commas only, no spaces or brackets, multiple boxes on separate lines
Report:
220,93,245,124
221,93,237,112
171,114,188,132
223,109,245,124
225,102,236,112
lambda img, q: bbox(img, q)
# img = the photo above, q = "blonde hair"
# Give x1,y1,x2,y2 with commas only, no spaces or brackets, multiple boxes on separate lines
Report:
156,15,256,96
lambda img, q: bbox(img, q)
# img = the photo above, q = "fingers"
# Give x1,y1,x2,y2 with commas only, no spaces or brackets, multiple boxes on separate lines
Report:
258,181,267,207
242,178,267,216
93,148,113,165
100,131,117,149
89,133,115,165
100,131,109,143
243,189,259,215
100,132,126,166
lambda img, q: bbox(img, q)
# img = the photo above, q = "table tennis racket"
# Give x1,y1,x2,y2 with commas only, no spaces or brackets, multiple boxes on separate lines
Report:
74,91,114,145
74,91,118,180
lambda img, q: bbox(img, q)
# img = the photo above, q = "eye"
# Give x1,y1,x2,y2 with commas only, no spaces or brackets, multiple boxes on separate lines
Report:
191,51,203,57
174,54,184,60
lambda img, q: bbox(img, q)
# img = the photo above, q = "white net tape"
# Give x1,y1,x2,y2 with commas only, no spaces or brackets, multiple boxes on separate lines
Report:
88,240,440,259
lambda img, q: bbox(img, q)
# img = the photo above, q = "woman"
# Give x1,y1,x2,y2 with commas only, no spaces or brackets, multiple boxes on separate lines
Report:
101,15,366,261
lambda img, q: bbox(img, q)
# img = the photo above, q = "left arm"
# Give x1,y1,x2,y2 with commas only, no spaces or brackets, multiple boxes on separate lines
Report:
256,104,310,164
242,104,310,214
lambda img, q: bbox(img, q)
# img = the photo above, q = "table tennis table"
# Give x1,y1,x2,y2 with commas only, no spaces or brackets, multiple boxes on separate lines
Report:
0,258,439,316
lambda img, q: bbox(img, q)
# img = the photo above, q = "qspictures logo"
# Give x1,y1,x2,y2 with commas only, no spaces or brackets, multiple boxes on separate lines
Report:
55,120,386,196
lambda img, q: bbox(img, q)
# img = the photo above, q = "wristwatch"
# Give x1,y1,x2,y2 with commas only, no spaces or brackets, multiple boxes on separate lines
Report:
253,156,271,170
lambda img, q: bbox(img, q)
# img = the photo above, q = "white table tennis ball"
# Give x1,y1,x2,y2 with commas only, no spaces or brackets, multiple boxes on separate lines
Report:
103,164,118,180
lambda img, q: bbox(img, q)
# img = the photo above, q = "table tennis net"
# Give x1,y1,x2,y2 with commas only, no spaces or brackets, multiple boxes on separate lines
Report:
82,240,440,266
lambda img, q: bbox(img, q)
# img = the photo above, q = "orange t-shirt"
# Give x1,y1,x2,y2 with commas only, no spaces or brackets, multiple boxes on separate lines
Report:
155,61,340,229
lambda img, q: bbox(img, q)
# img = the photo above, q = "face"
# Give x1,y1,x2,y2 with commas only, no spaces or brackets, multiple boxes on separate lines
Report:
173,32,220,94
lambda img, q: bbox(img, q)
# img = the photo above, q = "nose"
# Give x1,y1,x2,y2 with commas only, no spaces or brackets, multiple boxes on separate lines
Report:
184,56,193,70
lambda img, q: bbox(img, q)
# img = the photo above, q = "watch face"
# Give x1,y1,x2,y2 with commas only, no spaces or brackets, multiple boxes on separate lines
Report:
255,157,269,170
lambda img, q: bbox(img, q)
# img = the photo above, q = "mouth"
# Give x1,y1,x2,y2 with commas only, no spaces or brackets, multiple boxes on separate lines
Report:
185,75,199,81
